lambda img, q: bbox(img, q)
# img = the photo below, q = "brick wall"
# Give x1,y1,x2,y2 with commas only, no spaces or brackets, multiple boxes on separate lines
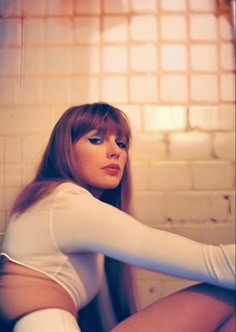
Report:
0,0,235,310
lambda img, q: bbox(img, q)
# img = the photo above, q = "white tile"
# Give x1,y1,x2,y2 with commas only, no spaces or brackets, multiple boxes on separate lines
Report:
43,78,70,104
47,0,73,15
22,47,45,75
0,0,21,16
131,133,167,161
130,44,157,72
23,0,46,15
72,46,100,74
46,18,73,45
23,18,45,45
161,45,187,71
102,76,128,103
4,164,21,187
160,15,187,40
70,77,99,104
190,0,216,11
221,74,236,102
45,47,72,74
5,137,21,163
0,18,21,46
220,43,235,70
219,15,233,40
160,75,188,102
130,0,157,12
130,76,158,103
74,17,100,43
20,78,43,104
190,14,217,40
103,17,128,42
191,44,218,71
103,0,129,13
0,48,21,75
191,74,218,102
160,0,186,11
75,0,101,14
117,104,142,131
22,135,44,163
103,46,127,73
0,79,20,105
130,15,157,41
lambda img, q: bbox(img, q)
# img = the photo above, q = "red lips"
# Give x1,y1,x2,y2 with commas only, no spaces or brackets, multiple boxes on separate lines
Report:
102,163,120,175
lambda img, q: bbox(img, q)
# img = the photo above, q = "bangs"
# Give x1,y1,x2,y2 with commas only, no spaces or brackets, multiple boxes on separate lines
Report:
71,103,131,146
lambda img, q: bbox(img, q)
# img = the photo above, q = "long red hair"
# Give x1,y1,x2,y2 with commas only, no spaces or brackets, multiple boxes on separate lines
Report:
10,102,136,331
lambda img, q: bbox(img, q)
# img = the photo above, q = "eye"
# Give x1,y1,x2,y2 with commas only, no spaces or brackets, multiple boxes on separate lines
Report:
88,136,103,145
116,140,127,149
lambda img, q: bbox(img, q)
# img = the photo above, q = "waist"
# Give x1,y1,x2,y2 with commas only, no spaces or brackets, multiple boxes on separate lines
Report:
0,260,77,322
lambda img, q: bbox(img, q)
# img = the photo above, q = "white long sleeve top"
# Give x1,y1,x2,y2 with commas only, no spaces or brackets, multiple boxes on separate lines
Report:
1,183,235,310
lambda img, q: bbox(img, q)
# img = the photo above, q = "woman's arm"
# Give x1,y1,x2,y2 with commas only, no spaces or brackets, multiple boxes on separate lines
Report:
51,186,235,290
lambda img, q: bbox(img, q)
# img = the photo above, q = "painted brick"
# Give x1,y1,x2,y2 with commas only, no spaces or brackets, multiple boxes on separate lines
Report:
161,45,187,71
132,191,166,224
102,76,128,103
0,18,21,46
189,105,235,131
221,74,236,102
169,132,211,160
192,161,234,189
103,46,127,73
213,133,235,161
191,74,218,102
130,133,167,161
4,163,21,187
150,161,192,191
74,17,100,43
144,106,186,132
160,15,187,41
130,44,157,72
46,18,73,45
130,15,157,41
163,191,233,222
117,104,142,132
130,161,149,191
160,75,188,102
130,76,158,103
70,77,99,104
103,17,128,42
5,137,21,163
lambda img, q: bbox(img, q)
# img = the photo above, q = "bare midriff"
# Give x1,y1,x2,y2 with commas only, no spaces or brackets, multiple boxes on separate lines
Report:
0,259,77,323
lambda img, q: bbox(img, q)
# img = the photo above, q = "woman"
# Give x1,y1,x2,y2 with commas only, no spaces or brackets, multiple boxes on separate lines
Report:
0,102,235,332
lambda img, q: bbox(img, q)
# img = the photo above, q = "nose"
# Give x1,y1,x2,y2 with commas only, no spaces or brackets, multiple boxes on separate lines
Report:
107,141,121,159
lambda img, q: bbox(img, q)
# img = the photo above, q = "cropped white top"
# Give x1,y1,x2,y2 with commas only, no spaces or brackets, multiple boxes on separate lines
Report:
1,183,235,310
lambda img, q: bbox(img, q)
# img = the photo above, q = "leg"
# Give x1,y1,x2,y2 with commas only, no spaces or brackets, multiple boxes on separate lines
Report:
13,308,81,332
112,283,235,332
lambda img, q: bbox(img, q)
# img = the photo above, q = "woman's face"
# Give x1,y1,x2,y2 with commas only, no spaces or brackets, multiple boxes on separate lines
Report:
73,129,128,197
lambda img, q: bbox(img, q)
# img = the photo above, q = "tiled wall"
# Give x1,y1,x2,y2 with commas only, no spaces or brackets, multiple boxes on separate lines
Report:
0,0,235,310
